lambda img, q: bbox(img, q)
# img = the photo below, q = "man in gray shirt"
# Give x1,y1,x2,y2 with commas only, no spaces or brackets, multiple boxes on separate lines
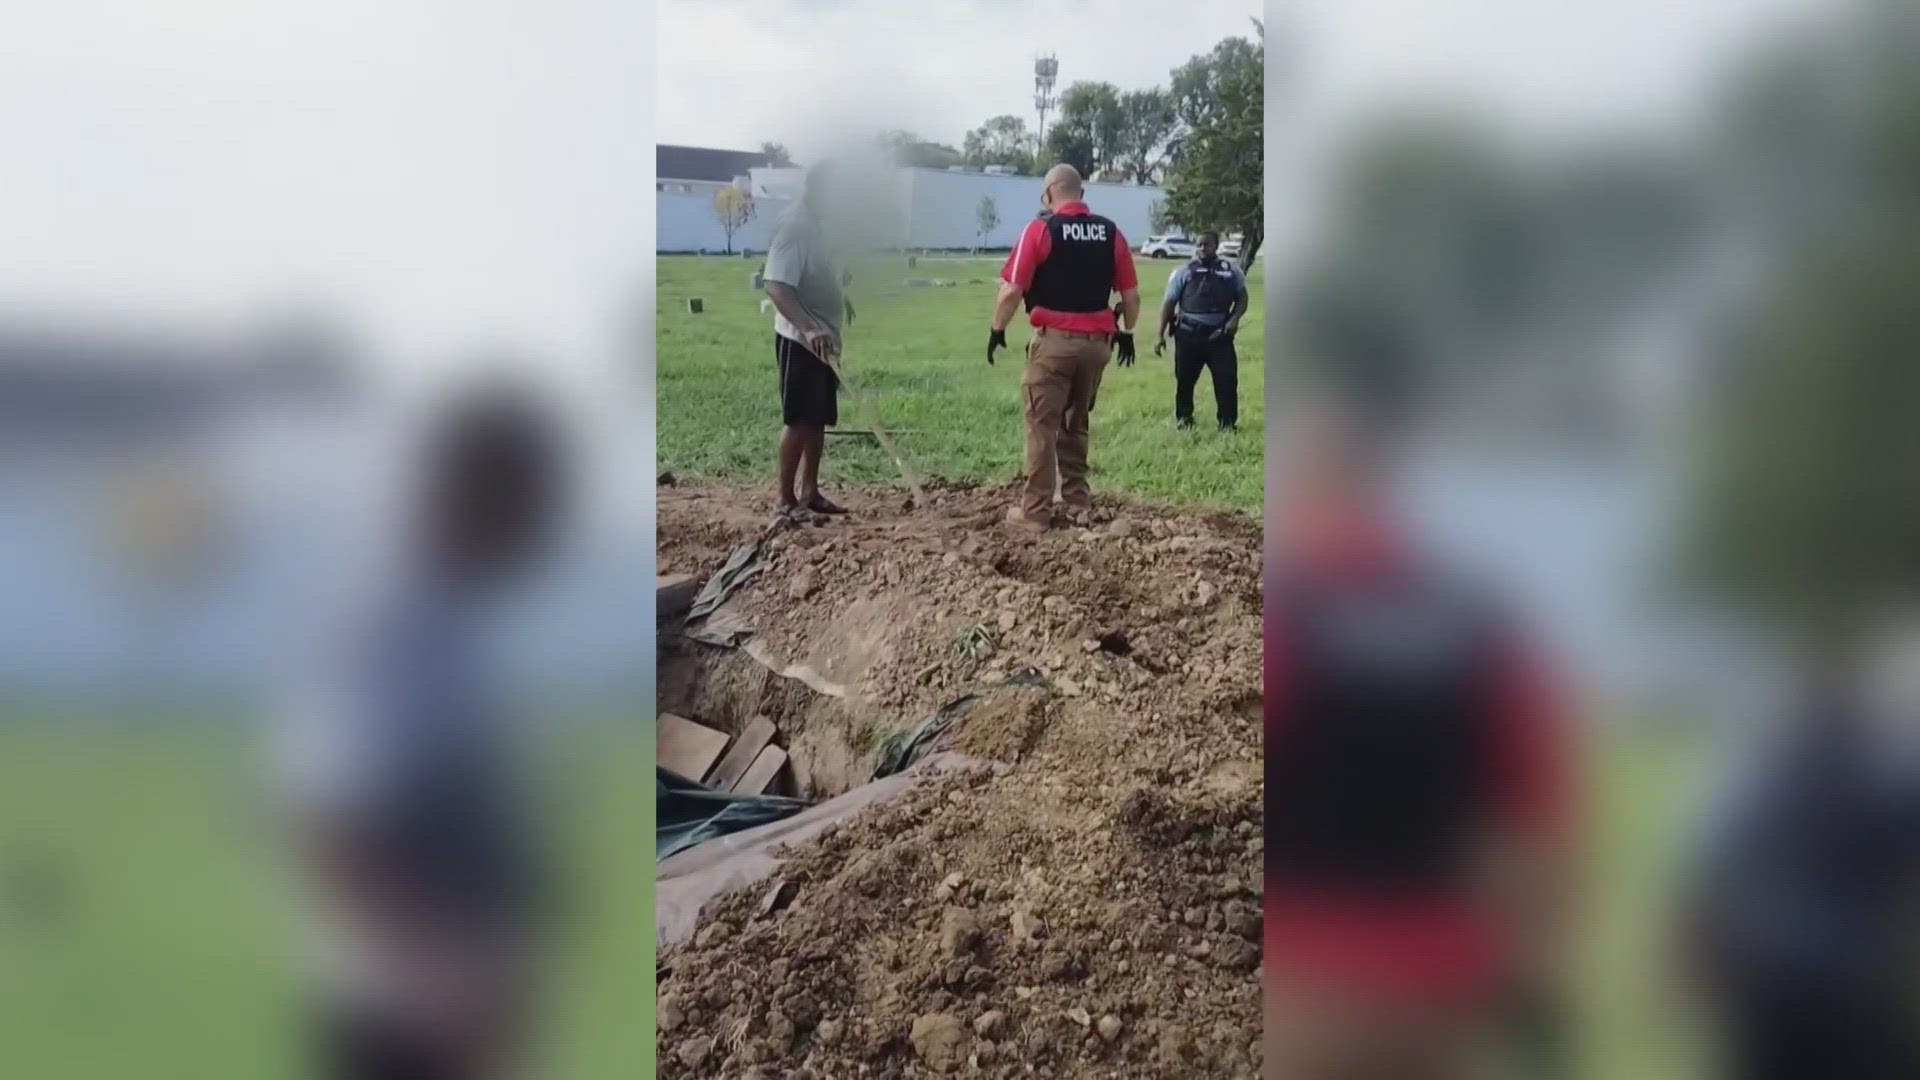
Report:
281,384,564,1080
764,161,856,518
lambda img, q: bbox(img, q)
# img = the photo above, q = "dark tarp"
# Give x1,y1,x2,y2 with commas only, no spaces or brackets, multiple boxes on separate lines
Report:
684,538,768,647
871,669,1052,779
656,751,991,948
656,766,809,864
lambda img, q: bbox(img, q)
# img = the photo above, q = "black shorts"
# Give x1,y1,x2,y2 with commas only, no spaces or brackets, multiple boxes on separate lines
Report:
319,1003,462,1080
775,334,838,427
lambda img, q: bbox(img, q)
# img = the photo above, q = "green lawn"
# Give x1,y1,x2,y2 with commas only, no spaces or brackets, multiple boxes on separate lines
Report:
656,253,1265,512
0,720,654,1079
1573,731,1715,1080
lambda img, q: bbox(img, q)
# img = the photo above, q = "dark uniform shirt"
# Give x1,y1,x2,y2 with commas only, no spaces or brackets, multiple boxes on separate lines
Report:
1000,199,1138,334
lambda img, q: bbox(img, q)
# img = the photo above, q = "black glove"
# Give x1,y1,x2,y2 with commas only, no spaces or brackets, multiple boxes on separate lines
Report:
987,328,1007,366
1113,330,1136,367
1154,337,1166,357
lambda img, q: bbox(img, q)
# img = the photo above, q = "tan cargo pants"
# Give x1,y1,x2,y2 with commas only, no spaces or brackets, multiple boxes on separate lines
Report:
1265,974,1483,1080
1019,326,1110,523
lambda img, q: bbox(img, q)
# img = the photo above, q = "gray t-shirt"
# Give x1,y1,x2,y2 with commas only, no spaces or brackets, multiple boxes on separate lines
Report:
765,205,843,351
279,561,537,1002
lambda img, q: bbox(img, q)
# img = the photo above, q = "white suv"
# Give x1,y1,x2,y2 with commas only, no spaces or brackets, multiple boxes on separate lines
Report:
1139,233,1195,259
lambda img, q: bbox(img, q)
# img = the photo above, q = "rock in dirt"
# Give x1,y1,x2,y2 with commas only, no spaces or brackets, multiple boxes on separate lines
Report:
1223,901,1261,941
757,879,797,919
939,907,981,958
657,993,684,1033
1097,1015,1124,1042
1155,1023,1193,1070
787,568,818,601
934,871,965,902
972,1010,1006,1038
815,1018,844,1047
675,1036,712,1070
909,1013,969,1072
1010,908,1045,948
1066,1006,1092,1029
1215,936,1261,972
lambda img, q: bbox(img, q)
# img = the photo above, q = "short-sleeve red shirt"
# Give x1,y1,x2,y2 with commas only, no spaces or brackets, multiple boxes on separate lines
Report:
999,200,1138,333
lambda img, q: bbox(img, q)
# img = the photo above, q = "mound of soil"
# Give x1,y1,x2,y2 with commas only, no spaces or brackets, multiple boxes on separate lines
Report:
657,480,1263,1078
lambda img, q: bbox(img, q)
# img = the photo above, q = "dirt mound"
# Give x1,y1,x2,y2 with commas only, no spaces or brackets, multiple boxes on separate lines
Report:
657,480,1263,1078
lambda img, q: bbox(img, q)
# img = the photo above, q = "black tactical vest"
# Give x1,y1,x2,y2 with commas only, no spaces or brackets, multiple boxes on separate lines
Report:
1025,213,1119,314
1179,258,1239,316
1265,569,1503,894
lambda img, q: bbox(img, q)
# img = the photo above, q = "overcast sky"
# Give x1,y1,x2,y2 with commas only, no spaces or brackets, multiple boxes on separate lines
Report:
1284,0,1813,130
0,0,1821,375
657,0,1265,161
0,0,653,391
660,0,1814,159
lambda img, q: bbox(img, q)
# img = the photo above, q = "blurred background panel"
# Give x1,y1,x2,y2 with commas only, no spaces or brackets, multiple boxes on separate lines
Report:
0,2,654,1077
1268,0,1920,1076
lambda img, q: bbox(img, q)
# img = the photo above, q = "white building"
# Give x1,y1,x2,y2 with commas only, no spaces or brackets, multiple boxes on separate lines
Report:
658,158,1167,255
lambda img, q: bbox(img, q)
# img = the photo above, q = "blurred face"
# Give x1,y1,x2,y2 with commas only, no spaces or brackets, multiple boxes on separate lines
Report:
1198,235,1219,260
805,167,833,214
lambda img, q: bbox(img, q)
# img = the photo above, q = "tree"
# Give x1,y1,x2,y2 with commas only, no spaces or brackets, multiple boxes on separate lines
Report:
1148,198,1173,234
1114,89,1178,183
1162,35,1265,264
760,141,793,167
875,129,963,169
1042,123,1097,178
712,186,755,254
1681,0,1920,655
1682,241,1920,652
1042,81,1125,177
963,115,1034,173
1168,36,1263,144
1280,109,1706,422
975,194,1000,251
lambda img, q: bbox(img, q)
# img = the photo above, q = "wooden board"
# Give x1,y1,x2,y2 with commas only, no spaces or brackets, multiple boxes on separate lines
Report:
658,713,730,783
730,745,790,796
657,574,701,622
705,716,778,792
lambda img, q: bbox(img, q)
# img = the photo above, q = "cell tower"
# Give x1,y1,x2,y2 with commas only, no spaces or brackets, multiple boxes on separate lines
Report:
1033,54,1059,154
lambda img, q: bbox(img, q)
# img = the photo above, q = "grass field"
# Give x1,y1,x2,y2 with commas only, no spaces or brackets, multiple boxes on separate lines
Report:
656,253,1265,512
0,720,1713,1079
0,721,654,1080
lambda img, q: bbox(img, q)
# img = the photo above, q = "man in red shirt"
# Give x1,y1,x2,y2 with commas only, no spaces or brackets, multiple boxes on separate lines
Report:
1264,395,1581,1078
987,163,1141,530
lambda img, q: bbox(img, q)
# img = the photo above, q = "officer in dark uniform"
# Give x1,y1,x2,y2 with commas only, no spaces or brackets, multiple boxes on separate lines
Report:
1155,231,1249,430
986,163,1141,530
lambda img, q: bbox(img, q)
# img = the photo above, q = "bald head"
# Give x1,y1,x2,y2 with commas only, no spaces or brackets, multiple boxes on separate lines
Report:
1041,163,1084,211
